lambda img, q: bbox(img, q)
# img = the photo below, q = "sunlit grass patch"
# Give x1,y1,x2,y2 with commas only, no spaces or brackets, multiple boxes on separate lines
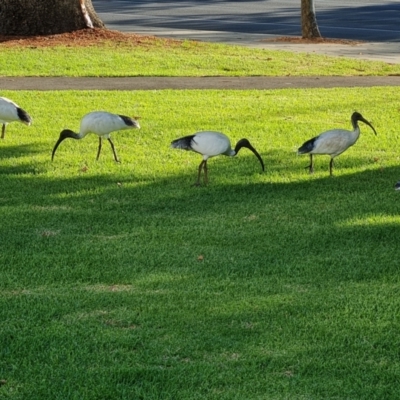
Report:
1,40,400,77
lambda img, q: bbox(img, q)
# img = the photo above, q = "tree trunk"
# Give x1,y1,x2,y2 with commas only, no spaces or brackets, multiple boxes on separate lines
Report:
301,0,322,39
0,0,105,36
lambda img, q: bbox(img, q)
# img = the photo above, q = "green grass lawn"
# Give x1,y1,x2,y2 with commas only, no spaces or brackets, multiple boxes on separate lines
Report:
1,88,400,399
1,38,400,77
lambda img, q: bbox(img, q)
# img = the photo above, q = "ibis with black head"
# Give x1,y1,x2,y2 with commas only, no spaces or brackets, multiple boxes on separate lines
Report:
170,131,264,186
297,112,377,176
51,111,140,162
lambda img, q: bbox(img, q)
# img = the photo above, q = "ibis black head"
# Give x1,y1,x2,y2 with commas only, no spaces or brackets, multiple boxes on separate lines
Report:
51,129,79,161
234,138,265,171
351,112,377,136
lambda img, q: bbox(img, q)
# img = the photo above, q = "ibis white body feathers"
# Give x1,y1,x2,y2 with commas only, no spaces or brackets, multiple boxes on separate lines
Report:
0,97,32,139
172,131,235,158
297,112,377,176
51,111,140,162
171,131,264,185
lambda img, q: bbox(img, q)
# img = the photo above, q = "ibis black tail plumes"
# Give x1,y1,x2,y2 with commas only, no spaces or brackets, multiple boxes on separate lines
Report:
17,107,32,126
170,135,196,151
118,115,138,127
297,137,317,155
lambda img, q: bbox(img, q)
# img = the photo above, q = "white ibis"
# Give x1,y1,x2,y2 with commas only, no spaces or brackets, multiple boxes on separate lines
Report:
0,97,32,139
170,131,264,185
51,111,140,162
297,112,377,176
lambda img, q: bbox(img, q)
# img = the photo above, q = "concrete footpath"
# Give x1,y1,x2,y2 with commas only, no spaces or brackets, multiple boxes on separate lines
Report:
1,76,400,90
132,29,400,65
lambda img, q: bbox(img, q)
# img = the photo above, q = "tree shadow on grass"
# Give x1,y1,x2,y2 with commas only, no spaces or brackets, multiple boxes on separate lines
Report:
0,143,42,158
2,157,400,399
1,151,400,287
0,143,44,174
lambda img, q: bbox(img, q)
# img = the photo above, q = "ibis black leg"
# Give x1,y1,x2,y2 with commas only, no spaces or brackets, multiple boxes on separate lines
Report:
329,158,334,176
108,138,120,163
195,160,205,186
96,137,102,160
306,154,314,174
203,161,209,185
1,124,5,139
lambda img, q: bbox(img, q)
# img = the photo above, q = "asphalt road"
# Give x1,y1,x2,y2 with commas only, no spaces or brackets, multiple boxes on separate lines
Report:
92,0,400,42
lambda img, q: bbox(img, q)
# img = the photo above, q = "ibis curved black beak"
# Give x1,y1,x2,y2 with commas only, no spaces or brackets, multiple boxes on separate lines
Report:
51,129,77,161
51,136,65,161
235,138,265,171
360,116,377,136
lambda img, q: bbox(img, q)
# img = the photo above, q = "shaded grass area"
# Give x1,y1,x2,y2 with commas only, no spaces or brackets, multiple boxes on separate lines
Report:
1,40,400,77
1,88,400,399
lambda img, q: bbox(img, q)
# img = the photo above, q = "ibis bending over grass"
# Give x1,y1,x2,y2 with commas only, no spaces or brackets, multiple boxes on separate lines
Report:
51,111,140,162
297,112,377,176
170,131,264,186
0,97,32,139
